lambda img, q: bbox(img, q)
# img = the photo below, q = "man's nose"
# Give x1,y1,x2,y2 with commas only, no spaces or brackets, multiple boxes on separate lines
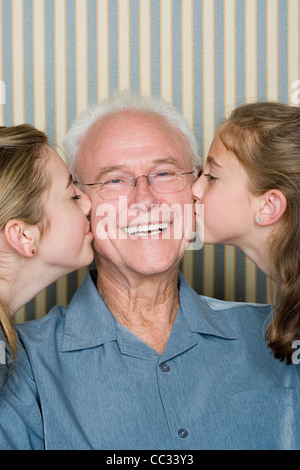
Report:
131,175,159,207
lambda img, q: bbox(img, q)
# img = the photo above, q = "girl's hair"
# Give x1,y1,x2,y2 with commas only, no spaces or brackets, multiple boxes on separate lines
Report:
217,101,300,364
0,124,50,360
63,89,201,174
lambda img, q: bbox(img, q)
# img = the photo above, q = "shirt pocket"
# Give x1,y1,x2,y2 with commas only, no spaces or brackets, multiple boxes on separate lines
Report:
223,387,300,449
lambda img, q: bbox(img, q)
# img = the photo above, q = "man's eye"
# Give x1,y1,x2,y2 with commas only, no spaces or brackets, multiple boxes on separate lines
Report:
106,178,125,184
72,194,82,200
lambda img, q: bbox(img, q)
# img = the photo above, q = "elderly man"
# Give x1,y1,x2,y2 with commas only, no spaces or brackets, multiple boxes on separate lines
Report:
0,92,299,450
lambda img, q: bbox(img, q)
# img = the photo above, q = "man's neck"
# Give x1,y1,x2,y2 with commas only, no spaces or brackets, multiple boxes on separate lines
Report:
96,262,180,354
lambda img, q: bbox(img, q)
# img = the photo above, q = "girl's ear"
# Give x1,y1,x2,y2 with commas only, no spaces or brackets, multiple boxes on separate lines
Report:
4,220,39,257
256,190,287,226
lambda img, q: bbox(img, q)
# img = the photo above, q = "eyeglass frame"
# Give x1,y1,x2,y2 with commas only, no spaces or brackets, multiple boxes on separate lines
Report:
72,168,197,196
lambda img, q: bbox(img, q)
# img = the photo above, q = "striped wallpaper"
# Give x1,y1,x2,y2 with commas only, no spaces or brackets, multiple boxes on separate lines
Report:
0,0,299,322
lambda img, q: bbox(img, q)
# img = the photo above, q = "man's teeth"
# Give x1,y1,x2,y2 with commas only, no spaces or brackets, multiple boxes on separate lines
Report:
123,223,169,235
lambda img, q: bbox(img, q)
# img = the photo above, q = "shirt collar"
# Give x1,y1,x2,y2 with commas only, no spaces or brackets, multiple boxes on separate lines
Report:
61,270,237,352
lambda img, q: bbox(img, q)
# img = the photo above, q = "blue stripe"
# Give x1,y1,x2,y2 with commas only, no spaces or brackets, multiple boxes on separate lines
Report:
278,0,288,103
150,0,161,98
23,0,34,125
130,0,140,92
108,0,119,93
172,0,182,112
2,0,12,125
44,0,55,144
257,1,267,100
66,0,76,128
87,0,98,104
235,0,245,106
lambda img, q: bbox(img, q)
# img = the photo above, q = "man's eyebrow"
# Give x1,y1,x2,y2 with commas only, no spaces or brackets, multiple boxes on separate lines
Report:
206,155,224,169
95,165,126,180
95,158,185,180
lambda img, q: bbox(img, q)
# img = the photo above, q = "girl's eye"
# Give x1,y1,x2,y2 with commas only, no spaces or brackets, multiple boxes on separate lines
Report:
72,194,82,200
204,173,217,182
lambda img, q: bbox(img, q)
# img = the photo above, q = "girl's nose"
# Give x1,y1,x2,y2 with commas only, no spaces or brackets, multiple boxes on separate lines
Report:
78,188,92,215
192,174,204,201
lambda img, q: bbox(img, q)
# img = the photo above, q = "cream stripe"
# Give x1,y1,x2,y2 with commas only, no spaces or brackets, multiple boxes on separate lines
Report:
33,0,46,130
139,0,151,95
118,0,130,91
181,0,194,287
15,307,25,324
97,0,109,100
12,0,24,125
35,291,47,319
245,0,257,102
266,0,278,101
54,0,68,305
224,0,236,301
288,0,300,105
202,0,215,297
160,0,172,102
245,0,257,301
76,0,88,115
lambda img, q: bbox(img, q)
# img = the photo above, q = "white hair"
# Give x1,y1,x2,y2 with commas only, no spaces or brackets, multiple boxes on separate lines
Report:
63,90,201,174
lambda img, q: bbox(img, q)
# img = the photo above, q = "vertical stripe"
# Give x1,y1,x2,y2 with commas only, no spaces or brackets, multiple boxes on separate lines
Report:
97,0,109,100
108,0,118,93
214,0,225,300
35,291,47,319
118,0,130,91
139,0,151,95
288,0,300,104
54,0,68,305
12,0,24,124
224,0,236,301
23,0,34,125
181,0,193,287
266,0,278,100
245,0,257,100
66,0,76,130
33,0,45,130
160,0,172,102
76,0,88,114
202,0,215,297
150,0,160,97
192,0,203,297
245,0,257,302
45,0,55,141
87,0,98,104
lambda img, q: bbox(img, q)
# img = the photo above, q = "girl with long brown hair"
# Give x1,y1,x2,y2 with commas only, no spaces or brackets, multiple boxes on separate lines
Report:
193,101,300,365
0,124,94,387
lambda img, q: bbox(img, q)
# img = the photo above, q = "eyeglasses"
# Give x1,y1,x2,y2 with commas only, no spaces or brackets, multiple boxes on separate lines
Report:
73,169,196,200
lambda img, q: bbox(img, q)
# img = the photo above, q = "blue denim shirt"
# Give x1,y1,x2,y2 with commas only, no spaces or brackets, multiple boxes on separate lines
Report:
0,270,299,450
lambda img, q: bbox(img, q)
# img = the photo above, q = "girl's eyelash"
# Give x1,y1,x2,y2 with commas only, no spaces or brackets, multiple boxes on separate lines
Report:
204,173,217,182
72,194,82,200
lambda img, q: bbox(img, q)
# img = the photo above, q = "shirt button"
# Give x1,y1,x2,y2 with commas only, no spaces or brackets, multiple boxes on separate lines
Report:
159,362,170,372
178,428,188,439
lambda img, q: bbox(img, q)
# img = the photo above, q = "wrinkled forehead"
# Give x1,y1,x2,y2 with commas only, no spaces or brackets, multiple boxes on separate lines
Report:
75,111,194,176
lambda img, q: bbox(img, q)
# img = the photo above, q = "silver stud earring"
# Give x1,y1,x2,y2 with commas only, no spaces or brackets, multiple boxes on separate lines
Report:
256,217,260,224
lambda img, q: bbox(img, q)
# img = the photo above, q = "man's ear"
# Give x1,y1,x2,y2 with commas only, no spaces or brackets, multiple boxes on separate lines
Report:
4,220,39,257
256,190,287,226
